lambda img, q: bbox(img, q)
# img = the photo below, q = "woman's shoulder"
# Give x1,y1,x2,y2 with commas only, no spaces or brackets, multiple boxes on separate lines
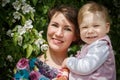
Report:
14,57,69,80
13,57,58,79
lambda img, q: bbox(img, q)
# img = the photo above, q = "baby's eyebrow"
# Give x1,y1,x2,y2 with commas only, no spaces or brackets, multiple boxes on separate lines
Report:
80,24,87,27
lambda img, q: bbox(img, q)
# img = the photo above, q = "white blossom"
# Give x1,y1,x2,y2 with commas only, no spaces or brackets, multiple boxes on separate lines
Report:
34,40,40,48
6,30,14,37
2,0,10,7
6,29,12,37
41,44,48,52
11,33,14,37
6,55,13,62
39,31,44,37
12,0,21,11
22,3,35,14
13,11,21,20
39,39,45,45
12,19,16,23
17,25,26,35
17,25,22,29
35,38,45,48
24,19,33,29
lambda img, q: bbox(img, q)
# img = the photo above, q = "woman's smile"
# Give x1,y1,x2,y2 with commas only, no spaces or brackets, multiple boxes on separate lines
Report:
52,38,64,45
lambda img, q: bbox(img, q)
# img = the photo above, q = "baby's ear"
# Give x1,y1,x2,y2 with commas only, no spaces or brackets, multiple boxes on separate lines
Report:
106,22,110,33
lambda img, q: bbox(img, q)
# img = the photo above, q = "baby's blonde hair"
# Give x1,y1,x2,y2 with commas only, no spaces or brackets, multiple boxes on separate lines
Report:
78,1,111,25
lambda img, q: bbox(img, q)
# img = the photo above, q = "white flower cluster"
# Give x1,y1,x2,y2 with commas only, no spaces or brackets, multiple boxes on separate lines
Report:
34,31,48,52
5,0,48,56
12,0,35,13
17,19,33,35
34,38,48,52
12,0,35,21
7,19,33,46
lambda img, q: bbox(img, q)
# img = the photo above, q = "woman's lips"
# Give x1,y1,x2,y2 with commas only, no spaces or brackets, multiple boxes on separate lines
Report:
52,38,64,44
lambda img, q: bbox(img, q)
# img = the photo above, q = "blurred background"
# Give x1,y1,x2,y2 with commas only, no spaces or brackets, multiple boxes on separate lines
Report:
0,0,120,79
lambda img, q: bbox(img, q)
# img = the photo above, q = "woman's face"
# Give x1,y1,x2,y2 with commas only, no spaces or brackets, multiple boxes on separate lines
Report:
79,12,110,44
47,12,76,52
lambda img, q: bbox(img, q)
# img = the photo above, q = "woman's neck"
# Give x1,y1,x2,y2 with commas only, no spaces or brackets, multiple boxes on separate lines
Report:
44,48,68,69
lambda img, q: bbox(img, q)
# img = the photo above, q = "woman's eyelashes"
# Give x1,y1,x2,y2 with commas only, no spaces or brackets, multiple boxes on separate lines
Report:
51,23,72,31
51,23,58,28
64,26,72,31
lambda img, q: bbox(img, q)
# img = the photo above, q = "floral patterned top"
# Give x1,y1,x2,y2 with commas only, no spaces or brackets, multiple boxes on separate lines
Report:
13,58,69,80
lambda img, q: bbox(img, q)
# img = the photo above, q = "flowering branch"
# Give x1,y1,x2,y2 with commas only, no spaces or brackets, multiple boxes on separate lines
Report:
4,0,48,58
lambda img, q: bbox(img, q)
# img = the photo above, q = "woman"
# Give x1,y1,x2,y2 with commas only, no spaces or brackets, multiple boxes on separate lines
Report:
14,5,79,80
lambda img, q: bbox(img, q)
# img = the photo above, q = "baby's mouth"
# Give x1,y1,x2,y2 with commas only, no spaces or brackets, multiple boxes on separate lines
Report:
86,36,97,39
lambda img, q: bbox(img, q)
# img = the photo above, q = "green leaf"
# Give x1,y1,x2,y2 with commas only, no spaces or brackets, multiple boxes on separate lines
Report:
13,33,19,46
23,44,28,50
32,0,38,6
26,44,33,58
32,28,39,37
43,6,49,14
30,12,34,21
21,15,26,25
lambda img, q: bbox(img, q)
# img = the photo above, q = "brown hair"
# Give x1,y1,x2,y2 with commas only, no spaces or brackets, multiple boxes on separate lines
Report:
78,1,111,25
48,5,80,45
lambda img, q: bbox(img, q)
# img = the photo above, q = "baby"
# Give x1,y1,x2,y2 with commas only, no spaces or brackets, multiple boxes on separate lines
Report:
62,1,116,80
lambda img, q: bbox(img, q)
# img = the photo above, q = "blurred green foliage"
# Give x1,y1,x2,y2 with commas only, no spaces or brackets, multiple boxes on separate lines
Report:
0,0,120,79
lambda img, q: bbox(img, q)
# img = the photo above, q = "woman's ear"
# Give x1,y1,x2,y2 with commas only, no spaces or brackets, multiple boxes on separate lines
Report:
73,36,77,42
73,33,80,43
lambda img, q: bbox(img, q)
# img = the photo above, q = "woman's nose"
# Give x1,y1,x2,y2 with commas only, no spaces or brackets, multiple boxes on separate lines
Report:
55,28,63,37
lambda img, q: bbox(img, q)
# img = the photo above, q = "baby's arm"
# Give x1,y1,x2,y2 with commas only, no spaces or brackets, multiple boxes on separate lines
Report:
62,58,69,68
66,40,110,75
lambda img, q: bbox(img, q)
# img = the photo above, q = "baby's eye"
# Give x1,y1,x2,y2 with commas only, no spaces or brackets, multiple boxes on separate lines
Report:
81,26,88,29
94,25,99,27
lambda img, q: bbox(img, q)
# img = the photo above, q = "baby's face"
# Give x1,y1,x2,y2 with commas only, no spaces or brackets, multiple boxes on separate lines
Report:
79,11,110,44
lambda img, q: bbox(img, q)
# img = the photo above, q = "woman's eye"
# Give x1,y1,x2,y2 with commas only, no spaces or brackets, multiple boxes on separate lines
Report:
64,27,72,31
51,24,58,27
